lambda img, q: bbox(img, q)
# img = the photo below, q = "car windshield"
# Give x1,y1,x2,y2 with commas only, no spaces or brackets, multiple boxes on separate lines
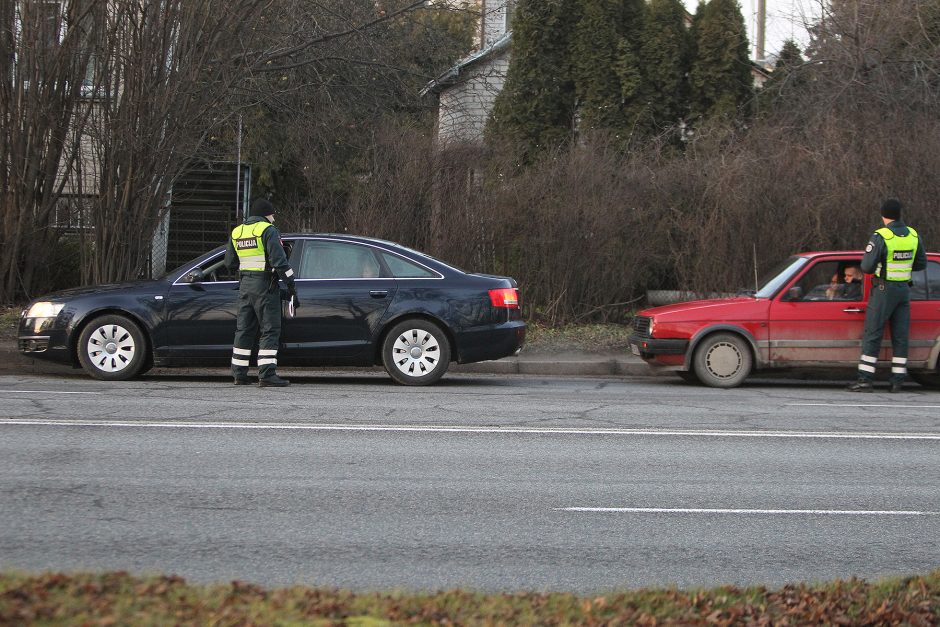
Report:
751,256,808,298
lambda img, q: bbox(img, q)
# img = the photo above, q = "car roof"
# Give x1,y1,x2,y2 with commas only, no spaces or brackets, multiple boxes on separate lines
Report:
796,250,940,259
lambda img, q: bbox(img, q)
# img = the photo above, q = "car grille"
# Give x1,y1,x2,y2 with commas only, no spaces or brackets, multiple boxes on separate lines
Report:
632,316,652,337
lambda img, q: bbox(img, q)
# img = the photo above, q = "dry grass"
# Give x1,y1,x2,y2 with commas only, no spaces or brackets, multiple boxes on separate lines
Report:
1,570,938,626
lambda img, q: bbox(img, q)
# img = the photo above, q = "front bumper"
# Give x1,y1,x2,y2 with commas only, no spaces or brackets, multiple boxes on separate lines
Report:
628,334,688,356
18,317,73,364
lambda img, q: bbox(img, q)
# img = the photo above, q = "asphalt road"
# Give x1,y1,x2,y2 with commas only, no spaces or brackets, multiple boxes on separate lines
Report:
0,371,938,593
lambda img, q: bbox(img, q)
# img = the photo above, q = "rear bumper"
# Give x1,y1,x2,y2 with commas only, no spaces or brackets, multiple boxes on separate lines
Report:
457,321,526,363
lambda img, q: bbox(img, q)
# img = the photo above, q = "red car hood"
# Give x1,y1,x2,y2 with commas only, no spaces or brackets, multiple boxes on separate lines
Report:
638,297,769,322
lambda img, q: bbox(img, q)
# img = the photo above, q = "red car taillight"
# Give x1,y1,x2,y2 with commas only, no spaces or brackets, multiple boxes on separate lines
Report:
489,288,520,309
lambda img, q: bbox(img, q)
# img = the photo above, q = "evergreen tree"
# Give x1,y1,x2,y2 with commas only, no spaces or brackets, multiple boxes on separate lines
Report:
688,0,752,122
571,0,624,132
616,0,649,140
488,0,580,162
638,0,692,135
756,39,804,114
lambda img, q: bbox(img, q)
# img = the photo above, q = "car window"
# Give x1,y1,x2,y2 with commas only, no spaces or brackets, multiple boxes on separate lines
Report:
193,254,237,282
379,251,438,278
924,260,940,300
296,240,382,279
911,266,928,300
785,260,863,302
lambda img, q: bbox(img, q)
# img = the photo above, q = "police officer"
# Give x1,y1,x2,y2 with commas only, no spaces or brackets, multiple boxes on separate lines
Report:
224,198,298,387
847,198,926,393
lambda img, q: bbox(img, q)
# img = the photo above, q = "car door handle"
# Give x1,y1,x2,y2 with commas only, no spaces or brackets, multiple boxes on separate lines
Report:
370,290,389,298
843,308,865,313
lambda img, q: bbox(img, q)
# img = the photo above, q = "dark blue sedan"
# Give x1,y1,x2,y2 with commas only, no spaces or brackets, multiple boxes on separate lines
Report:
18,234,526,385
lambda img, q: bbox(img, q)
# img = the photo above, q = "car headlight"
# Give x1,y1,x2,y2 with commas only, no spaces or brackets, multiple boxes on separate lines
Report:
25,302,64,318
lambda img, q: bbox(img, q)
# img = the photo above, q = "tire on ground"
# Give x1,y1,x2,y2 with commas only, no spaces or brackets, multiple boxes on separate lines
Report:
76,314,148,381
382,319,451,386
692,332,752,388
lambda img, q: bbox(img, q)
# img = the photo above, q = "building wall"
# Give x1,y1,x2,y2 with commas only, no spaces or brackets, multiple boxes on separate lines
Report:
437,53,510,146
482,0,512,49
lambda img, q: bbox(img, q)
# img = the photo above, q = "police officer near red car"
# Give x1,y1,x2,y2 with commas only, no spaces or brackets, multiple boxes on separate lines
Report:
847,198,926,393
224,198,299,387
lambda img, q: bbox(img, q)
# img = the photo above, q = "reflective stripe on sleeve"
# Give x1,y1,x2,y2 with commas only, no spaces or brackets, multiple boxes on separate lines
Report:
860,354,878,364
258,349,278,356
233,347,252,356
892,366,907,374
257,358,277,366
859,363,876,374
285,268,294,278
232,358,250,367
892,357,908,364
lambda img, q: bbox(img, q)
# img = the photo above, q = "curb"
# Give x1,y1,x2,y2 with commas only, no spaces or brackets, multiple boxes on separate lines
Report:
2,345,652,378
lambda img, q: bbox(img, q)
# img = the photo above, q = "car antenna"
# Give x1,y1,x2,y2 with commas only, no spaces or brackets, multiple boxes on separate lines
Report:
753,243,759,296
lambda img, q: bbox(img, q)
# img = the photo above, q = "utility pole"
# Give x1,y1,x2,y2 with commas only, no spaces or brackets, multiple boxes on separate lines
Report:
755,0,766,61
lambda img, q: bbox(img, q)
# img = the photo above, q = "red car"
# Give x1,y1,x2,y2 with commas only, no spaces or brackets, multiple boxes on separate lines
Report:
629,251,940,388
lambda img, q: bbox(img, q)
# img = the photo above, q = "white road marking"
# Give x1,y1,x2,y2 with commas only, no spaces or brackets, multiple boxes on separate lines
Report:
1,419,940,440
789,402,940,409
0,390,99,395
557,507,938,516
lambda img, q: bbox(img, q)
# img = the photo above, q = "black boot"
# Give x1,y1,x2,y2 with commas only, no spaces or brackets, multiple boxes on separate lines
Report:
233,376,252,386
889,381,904,393
259,374,290,387
846,379,873,392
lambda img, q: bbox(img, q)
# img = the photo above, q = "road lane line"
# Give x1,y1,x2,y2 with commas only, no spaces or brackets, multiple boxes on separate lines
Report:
2,419,940,440
557,507,939,516
0,390,99,395
789,402,940,409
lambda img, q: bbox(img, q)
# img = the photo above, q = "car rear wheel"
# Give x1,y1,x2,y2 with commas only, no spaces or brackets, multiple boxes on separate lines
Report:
382,319,451,386
77,314,148,381
693,332,752,388
911,371,940,389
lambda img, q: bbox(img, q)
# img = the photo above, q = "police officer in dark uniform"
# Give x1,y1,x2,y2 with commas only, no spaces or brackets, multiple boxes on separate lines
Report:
224,198,298,387
847,198,926,393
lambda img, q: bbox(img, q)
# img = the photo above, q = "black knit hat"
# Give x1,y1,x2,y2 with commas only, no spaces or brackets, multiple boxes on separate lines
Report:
880,198,902,221
249,198,275,218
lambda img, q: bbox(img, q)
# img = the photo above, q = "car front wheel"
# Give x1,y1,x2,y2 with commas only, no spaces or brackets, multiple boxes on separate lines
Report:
692,332,752,388
382,319,451,386
77,314,148,381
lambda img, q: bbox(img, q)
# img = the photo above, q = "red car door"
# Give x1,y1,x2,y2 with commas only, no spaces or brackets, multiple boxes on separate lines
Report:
907,258,940,368
767,257,867,365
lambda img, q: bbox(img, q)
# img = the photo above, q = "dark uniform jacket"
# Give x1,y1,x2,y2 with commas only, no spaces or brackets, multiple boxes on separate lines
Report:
860,220,927,280
223,216,295,289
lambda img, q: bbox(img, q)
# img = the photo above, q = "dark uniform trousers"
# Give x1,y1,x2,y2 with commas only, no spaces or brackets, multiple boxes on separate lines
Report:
231,271,282,380
858,280,910,384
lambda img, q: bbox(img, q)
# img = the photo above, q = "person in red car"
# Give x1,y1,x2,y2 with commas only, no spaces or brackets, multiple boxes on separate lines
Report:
847,199,927,393
828,265,863,301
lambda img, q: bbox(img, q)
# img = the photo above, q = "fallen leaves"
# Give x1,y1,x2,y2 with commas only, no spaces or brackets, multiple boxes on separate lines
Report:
0,570,938,625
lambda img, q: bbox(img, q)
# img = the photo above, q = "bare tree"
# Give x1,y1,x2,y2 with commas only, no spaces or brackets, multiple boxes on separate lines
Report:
1,0,456,302
0,0,99,301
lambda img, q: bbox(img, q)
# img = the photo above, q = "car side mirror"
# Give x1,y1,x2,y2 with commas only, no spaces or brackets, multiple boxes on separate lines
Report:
184,269,205,284
786,286,803,301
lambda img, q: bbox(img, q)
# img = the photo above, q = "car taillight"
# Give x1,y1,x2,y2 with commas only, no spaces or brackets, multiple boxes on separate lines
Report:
489,288,519,309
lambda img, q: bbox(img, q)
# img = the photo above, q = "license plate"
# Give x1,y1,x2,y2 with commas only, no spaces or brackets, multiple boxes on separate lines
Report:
630,343,640,356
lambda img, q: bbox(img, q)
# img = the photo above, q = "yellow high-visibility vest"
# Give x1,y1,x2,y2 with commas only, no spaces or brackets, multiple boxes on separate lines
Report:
231,222,272,271
875,226,918,281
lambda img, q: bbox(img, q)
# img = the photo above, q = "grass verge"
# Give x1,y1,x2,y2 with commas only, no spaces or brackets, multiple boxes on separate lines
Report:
1,570,939,625
524,322,632,353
